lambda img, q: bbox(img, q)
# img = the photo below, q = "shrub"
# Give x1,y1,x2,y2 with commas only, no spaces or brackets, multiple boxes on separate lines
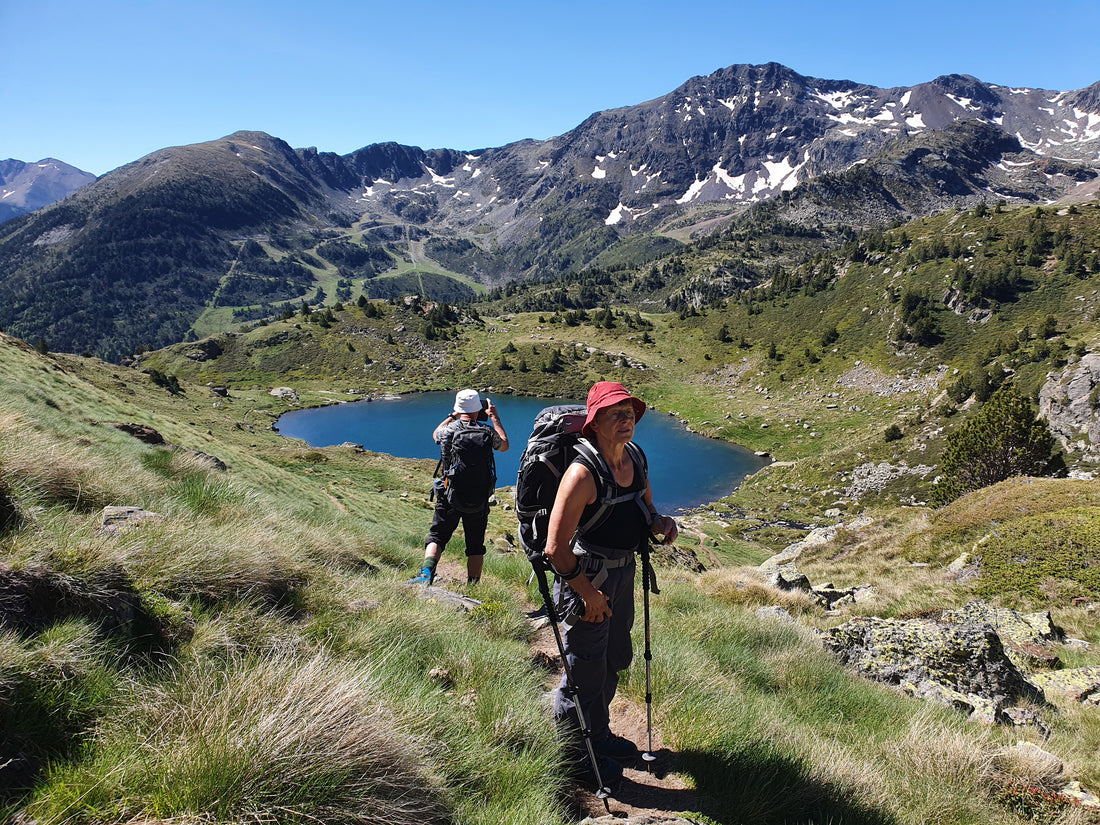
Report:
884,424,903,443
931,383,1064,506
994,781,1095,824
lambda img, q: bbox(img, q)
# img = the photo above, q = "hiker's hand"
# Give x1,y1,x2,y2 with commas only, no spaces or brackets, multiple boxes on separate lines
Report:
652,515,678,545
581,589,611,622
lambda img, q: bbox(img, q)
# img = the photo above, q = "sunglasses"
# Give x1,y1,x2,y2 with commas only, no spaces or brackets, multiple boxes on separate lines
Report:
600,408,636,423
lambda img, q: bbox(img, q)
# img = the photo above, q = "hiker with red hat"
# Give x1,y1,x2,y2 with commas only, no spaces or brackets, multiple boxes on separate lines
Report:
543,381,678,784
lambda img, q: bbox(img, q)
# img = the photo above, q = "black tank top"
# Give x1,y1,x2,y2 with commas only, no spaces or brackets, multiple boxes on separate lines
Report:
575,448,648,558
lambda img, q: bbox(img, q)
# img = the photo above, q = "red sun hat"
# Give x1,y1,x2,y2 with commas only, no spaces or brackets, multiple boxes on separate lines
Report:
582,381,646,439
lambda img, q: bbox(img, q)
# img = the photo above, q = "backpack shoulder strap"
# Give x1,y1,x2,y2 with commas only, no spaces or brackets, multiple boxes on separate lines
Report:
573,438,652,537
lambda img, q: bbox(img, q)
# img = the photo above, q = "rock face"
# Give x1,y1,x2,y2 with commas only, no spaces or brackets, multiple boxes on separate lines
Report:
1039,353,1100,462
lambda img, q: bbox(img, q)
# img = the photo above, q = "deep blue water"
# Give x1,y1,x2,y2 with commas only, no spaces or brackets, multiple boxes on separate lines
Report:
274,392,769,513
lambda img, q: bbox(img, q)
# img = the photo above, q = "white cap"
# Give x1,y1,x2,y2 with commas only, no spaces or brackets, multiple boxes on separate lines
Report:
454,389,481,414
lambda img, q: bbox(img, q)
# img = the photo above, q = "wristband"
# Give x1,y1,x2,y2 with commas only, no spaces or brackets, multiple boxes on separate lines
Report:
556,561,584,581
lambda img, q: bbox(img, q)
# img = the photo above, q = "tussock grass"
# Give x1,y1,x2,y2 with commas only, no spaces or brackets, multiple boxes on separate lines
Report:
112,516,310,608
0,421,119,513
26,650,450,825
699,566,818,615
0,621,116,799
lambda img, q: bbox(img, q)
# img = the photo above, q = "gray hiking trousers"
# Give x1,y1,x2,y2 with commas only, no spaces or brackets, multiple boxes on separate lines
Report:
552,557,635,741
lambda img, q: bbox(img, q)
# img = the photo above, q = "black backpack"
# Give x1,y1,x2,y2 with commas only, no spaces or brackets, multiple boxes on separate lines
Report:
515,404,647,571
436,422,497,513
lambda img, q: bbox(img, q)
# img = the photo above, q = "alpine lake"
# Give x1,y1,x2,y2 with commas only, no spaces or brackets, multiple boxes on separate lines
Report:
275,392,770,514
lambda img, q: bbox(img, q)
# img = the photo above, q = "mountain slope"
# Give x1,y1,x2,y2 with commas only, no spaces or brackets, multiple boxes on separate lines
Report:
0,133,340,360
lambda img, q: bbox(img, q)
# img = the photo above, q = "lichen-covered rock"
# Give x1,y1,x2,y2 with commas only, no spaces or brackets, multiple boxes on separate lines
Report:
823,615,1043,708
1027,665,1100,703
943,600,1064,671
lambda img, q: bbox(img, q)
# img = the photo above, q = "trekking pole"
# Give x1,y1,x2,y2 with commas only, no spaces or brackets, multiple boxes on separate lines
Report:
640,537,661,768
531,562,613,810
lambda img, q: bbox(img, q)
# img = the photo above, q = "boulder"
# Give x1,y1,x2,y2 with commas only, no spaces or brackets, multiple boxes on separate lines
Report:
823,615,1044,712
270,386,299,403
97,506,164,536
106,422,164,444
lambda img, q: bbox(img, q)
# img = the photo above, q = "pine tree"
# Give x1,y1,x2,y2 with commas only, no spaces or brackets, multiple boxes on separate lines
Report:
931,383,1064,505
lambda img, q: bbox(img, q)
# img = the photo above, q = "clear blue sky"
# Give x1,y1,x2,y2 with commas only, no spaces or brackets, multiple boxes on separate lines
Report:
4,0,1098,176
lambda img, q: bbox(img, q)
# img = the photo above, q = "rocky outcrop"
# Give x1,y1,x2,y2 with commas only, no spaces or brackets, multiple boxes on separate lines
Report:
756,518,878,609
1028,666,1100,704
823,606,1047,724
183,337,224,362
758,516,874,572
1039,353,1100,462
270,386,300,404
822,598,1069,726
942,601,1064,671
764,566,876,610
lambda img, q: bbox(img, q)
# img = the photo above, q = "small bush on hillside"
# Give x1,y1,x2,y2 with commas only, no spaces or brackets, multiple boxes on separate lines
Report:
931,383,1064,506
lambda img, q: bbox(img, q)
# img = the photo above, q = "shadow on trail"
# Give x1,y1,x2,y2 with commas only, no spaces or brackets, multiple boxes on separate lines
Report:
673,746,902,825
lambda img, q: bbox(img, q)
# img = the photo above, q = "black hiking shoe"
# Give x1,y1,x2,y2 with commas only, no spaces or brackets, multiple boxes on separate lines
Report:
570,751,623,790
593,732,638,761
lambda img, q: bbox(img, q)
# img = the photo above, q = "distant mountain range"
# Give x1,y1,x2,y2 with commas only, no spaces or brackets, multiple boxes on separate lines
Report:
1,62,1098,360
0,158,95,223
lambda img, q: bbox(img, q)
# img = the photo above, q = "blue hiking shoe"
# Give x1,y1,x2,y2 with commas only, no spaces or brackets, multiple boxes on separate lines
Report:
407,566,435,585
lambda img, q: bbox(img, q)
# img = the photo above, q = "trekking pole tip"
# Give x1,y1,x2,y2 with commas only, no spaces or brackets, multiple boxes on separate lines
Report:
598,787,616,814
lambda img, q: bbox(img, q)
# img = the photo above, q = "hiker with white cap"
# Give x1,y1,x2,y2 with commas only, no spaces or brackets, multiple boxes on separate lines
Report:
410,389,509,585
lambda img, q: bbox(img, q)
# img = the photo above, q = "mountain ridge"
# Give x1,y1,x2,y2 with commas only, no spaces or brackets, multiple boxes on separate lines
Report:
1,62,1098,360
